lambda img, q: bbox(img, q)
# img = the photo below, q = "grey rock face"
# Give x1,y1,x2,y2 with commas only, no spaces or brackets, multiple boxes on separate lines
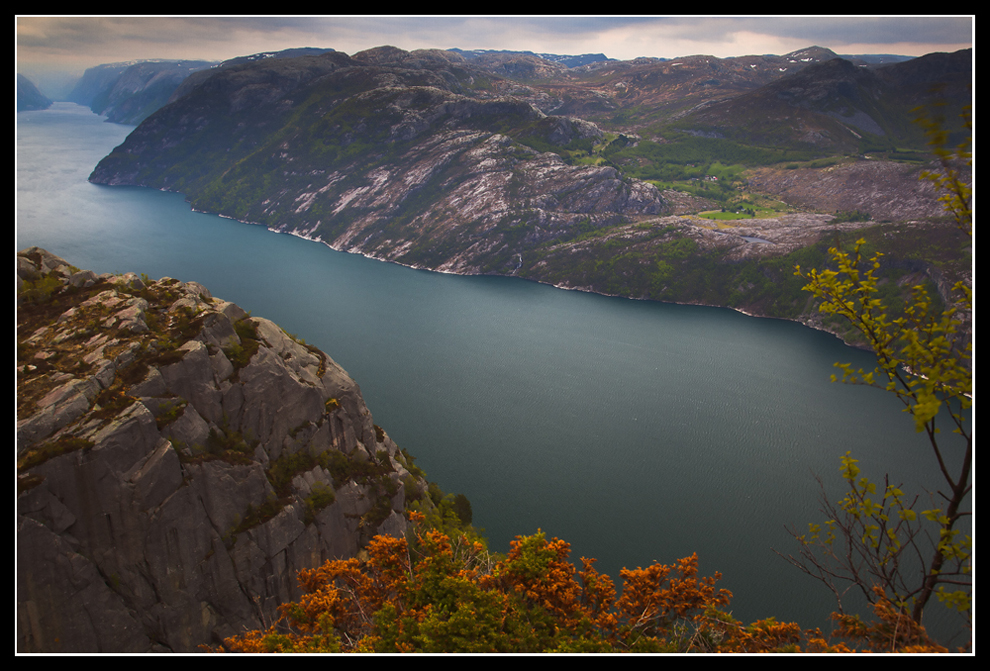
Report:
17,248,425,652
87,48,670,275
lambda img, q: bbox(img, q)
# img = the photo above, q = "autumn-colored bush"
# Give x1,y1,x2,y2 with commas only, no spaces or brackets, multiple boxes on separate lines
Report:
207,512,954,653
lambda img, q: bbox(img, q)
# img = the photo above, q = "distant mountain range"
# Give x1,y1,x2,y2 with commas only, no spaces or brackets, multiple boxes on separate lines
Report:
449,47,916,69
85,44,970,344
449,47,614,68
668,50,972,151
64,59,218,124
16,46,930,127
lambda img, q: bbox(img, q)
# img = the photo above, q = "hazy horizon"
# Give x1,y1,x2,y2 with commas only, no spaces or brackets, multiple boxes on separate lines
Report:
17,15,973,97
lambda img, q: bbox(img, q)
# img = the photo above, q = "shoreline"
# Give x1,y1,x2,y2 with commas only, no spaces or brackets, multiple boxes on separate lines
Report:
274,217,871,352
186,192,872,352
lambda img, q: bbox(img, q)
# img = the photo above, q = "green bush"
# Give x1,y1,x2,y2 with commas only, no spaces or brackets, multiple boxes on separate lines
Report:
17,435,94,471
19,274,63,305
303,482,337,525
224,317,261,370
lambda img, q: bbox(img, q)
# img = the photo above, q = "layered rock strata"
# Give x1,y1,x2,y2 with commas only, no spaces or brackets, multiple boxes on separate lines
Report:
17,247,425,652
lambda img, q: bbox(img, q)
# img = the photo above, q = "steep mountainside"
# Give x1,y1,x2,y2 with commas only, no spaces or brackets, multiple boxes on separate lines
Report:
86,45,970,335
17,247,437,652
68,59,217,124
66,63,129,105
17,74,52,112
678,50,972,151
90,47,669,275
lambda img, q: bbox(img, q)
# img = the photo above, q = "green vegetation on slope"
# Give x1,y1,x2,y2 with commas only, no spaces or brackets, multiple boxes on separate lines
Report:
514,217,969,344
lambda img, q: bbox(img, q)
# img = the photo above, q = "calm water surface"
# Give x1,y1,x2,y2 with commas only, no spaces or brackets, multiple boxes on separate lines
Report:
16,104,969,643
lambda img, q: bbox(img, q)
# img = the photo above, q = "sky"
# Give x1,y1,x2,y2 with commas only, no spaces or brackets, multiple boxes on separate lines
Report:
16,15,974,95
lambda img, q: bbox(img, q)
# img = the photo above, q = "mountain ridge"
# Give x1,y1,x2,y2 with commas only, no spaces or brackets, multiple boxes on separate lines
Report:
88,47,671,275
676,49,972,150
86,44,970,346
448,47,614,69
66,59,218,125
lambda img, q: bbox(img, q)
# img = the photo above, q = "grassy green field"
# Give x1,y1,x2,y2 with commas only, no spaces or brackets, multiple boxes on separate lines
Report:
698,211,753,220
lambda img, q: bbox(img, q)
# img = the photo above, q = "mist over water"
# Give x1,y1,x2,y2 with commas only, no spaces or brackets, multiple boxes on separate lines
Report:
16,104,970,645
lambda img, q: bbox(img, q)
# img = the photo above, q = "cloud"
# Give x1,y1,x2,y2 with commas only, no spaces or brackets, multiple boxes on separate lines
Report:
16,15,973,74
576,16,973,58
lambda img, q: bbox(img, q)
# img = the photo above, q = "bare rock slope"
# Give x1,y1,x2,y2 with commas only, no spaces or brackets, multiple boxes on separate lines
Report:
745,160,948,220
17,247,427,652
87,48,670,275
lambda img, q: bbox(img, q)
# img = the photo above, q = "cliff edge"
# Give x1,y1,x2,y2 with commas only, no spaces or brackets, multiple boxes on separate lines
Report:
17,247,427,652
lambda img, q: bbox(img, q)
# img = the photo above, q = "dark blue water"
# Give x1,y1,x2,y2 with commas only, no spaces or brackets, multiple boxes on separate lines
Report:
16,104,970,644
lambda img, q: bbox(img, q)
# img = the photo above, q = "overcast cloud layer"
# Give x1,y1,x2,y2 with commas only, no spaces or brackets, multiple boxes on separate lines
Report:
17,15,973,83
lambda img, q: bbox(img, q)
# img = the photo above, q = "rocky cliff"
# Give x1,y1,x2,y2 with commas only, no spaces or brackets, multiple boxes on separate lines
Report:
68,60,217,125
83,45,970,344
87,47,671,275
17,247,429,652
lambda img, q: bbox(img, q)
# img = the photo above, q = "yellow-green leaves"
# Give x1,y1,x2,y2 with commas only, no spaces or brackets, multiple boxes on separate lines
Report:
798,238,970,439
839,451,859,481
915,101,972,235
786,105,971,635
935,586,971,614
